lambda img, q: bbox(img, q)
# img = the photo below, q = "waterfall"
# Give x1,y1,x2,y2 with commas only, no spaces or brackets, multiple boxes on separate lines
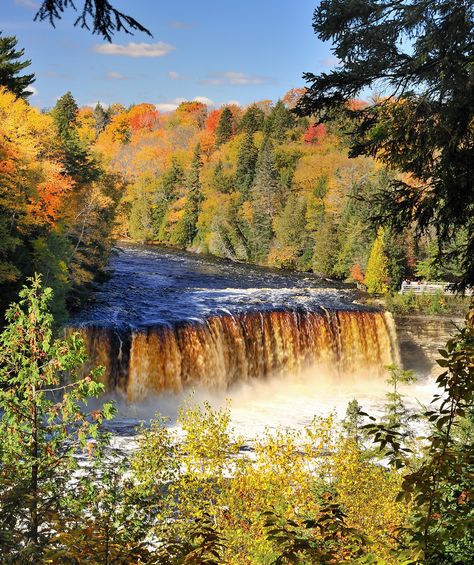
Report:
72,309,399,402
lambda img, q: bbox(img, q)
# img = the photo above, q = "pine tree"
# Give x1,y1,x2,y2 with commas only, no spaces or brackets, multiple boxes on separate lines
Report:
215,107,234,146
235,131,258,199
250,139,280,259
153,158,184,236
173,144,203,246
129,186,153,242
93,102,110,136
238,104,265,134
264,100,294,142
365,228,389,294
52,92,99,184
211,160,232,194
312,213,339,276
52,91,79,138
298,0,474,289
0,32,35,98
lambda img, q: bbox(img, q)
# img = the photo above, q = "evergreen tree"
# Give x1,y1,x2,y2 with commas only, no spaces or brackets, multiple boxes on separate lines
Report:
238,104,265,134
153,158,184,236
52,91,79,138
93,102,110,136
0,32,35,98
235,131,258,199
129,186,153,242
250,139,280,259
383,365,417,435
365,228,389,294
264,100,294,142
343,399,365,445
298,0,474,289
215,106,234,146
312,213,339,276
273,195,307,253
173,144,203,246
52,92,99,184
211,160,232,194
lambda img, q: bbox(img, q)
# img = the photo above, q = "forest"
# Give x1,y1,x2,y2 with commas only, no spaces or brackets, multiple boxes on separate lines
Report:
1,77,467,323
1,0,473,563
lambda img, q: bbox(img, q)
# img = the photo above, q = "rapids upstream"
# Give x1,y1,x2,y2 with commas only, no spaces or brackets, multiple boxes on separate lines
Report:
69,243,438,442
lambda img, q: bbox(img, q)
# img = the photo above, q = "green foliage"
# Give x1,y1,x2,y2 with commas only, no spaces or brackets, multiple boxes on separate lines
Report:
129,183,154,241
0,276,115,561
53,91,100,184
383,365,417,438
172,144,203,246
264,493,375,564
265,100,294,142
363,310,474,563
235,131,259,199
298,0,474,290
34,0,152,42
210,159,233,194
215,106,234,146
239,103,265,134
249,139,280,260
385,291,471,316
0,32,35,98
365,229,389,294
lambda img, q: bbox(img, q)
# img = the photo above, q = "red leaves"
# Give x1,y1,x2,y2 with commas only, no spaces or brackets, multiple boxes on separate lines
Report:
304,123,327,144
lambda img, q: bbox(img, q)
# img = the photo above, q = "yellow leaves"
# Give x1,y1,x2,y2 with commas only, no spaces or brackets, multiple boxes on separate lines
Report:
333,439,409,561
0,87,56,163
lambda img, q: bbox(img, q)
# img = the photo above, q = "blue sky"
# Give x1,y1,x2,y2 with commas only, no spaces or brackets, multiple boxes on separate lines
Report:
4,0,336,110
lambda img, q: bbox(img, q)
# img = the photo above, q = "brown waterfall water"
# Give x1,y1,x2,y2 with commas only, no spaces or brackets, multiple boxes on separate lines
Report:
68,242,398,402
68,245,439,440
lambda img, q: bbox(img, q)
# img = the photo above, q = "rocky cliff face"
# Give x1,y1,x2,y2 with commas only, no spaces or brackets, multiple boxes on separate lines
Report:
395,315,463,377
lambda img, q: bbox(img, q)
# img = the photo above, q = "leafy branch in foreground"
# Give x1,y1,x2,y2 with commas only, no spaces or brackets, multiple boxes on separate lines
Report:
264,492,376,564
0,274,115,562
364,308,474,563
34,0,152,41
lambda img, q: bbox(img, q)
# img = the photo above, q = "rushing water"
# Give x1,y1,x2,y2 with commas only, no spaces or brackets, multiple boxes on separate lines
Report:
70,244,436,443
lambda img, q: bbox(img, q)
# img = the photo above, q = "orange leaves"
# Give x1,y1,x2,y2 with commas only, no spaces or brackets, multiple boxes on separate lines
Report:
175,101,207,127
0,87,72,228
282,87,307,109
29,161,73,226
205,109,221,134
128,103,160,132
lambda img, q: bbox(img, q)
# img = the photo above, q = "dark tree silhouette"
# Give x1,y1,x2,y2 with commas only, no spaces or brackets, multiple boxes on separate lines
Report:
34,0,152,41
297,0,474,290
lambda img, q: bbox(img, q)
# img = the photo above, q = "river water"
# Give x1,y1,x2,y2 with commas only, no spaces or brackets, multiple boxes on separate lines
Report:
71,244,439,445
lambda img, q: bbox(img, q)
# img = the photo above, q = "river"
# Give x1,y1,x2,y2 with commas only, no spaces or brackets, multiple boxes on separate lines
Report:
70,244,442,443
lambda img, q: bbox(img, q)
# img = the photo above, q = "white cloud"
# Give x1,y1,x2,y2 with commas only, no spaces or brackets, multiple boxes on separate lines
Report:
168,70,186,80
25,85,38,96
93,42,175,58
86,101,110,109
14,0,37,8
106,71,126,80
155,97,186,113
155,96,215,113
193,96,215,106
202,71,268,86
